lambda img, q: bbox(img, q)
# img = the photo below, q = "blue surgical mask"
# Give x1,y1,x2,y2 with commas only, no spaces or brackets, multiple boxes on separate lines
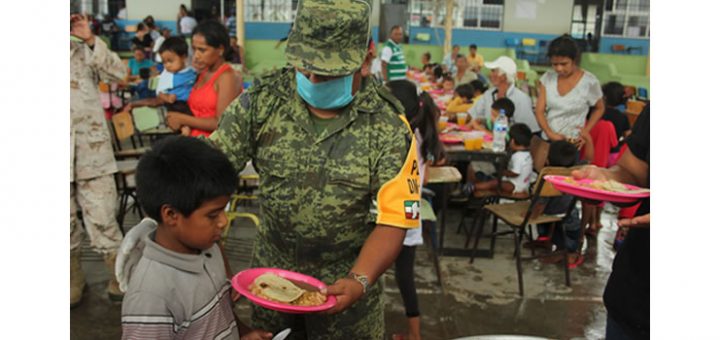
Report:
296,71,355,109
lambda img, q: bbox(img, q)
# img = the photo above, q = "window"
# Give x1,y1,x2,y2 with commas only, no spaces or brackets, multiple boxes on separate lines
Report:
602,0,649,38
570,4,598,39
410,0,504,30
245,0,297,22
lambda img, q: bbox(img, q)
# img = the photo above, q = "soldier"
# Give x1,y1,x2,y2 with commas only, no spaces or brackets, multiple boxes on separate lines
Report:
70,14,127,308
116,0,420,338
212,0,421,337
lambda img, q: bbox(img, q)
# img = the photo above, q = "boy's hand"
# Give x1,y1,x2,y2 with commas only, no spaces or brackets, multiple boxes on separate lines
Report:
322,277,364,314
240,329,273,340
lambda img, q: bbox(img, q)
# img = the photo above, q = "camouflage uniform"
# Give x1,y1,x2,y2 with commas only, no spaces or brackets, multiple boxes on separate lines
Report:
209,1,420,338
70,38,126,254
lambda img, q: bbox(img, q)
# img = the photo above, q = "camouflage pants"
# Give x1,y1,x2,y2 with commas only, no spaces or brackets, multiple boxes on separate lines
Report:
250,232,385,339
70,174,123,254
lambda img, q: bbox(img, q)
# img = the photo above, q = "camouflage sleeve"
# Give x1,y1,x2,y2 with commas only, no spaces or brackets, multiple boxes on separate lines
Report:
372,115,421,229
88,37,128,83
208,93,254,172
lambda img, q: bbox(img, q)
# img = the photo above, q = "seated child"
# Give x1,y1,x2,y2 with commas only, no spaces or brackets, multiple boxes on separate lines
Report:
471,97,515,133
445,83,475,116
465,123,534,195
127,46,155,83
529,140,583,267
125,37,198,136
441,76,455,94
122,136,272,340
601,81,631,155
429,65,444,84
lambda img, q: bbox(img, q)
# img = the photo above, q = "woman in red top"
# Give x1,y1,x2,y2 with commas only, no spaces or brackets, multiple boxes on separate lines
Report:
167,21,240,137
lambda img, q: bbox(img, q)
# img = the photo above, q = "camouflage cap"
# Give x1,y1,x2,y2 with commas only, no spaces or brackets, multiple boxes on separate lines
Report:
286,0,371,76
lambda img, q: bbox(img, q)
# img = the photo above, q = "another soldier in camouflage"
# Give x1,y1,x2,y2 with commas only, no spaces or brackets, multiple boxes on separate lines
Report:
70,14,127,307
210,0,421,338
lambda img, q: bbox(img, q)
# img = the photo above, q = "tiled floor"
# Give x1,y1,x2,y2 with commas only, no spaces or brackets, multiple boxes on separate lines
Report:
71,199,618,340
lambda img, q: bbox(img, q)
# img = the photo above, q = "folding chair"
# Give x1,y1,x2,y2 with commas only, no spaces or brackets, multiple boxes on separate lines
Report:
469,166,579,296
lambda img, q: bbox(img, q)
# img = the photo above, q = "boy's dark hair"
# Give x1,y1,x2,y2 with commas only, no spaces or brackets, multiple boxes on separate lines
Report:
602,81,626,107
492,97,515,118
443,75,454,84
455,84,474,101
469,79,487,93
509,123,532,147
433,65,444,79
547,35,580,62
133,45,145,52
135,136,237,222
423,63,436,72
422,52,431,61
159,36,189,57
139,67,151,80
548,140,577,167
469,43,477,49
136,22,147,31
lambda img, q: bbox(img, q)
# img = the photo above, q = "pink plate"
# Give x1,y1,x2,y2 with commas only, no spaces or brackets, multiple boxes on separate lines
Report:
232,268,336,314
439,134,463,144
544,175,650,204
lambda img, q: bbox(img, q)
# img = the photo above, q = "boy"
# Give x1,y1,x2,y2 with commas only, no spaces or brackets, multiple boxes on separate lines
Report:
125,37,197,135
121,136,271,340
528,140,583,267
471,97,515,133
466,123,534,195
445,83,476,115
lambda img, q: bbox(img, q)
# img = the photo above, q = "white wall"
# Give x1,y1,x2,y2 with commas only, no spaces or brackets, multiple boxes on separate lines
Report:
126,0,190,21
503,0,574,35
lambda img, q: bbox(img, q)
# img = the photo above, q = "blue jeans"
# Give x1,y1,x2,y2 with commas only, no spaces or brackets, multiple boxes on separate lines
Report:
606,315,634,340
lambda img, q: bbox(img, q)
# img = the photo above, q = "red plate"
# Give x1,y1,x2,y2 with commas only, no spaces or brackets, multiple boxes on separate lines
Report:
544,175,650,204
232,268,336,314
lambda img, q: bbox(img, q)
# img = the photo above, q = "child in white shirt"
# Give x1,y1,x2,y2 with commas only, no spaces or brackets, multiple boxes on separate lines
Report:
469,123,535,194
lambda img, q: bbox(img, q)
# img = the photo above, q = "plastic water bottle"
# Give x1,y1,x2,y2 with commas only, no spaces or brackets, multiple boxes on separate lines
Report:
492,109,508,152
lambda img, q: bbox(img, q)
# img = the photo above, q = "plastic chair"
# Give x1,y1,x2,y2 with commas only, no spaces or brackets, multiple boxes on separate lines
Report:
131,107,162,132
519,38,540,63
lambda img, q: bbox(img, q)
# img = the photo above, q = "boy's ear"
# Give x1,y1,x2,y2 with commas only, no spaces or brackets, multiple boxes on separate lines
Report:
159,204,180,226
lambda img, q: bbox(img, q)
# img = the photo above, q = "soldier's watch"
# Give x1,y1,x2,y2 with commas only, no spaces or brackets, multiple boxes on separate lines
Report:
346,272,369,294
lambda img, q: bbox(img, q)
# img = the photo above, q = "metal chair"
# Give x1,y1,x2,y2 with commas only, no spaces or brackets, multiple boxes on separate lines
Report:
469,166,579,296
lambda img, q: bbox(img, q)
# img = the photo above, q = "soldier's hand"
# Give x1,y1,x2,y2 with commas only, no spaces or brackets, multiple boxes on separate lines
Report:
322,278,364,314
70,14,94,43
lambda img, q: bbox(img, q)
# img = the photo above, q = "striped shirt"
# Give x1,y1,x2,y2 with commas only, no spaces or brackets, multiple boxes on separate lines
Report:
381,40,408,81
121,232,239,340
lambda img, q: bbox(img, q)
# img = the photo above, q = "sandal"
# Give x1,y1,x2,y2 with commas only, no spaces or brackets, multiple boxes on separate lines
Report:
567,253,585,269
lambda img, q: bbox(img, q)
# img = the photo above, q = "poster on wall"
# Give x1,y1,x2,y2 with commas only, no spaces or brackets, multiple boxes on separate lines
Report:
515,0,537,20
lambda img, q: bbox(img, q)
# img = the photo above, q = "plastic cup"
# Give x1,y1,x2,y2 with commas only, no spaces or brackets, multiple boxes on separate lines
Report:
457,112,468,126
438,116,449,131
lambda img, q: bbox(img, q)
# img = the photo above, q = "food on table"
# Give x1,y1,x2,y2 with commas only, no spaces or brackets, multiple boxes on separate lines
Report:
563,177,650,194
249,273,327,306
